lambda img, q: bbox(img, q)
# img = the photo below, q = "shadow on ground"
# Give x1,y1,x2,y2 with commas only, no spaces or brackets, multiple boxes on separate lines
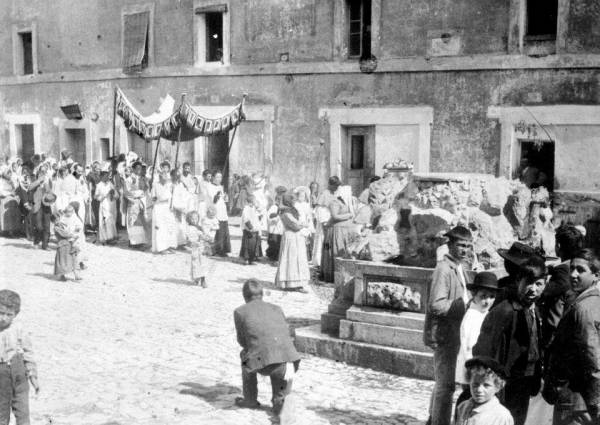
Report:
151,277,198,286
26,272,58,281
309,406,423,425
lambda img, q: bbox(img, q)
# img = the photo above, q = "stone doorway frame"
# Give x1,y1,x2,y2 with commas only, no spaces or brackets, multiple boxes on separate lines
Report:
318,106,433,178
487,105,600,179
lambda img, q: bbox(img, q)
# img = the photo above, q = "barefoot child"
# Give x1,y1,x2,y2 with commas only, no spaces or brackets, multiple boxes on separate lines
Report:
456,356,513,425
186,211,212,288
0,290,39,425
53,204,82,281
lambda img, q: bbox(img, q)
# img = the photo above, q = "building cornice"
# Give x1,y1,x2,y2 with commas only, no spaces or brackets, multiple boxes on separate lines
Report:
1,53,599,86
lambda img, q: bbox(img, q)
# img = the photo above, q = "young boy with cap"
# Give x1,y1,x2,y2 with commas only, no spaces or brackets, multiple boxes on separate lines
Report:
455,271,499,409
456,356,513,425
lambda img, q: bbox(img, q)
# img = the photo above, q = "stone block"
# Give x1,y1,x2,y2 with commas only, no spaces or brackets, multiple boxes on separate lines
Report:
339,320,431,353
320,312,344,336
294,324,434,380
366,231,399,262
480,176,511,216
345,306,425,330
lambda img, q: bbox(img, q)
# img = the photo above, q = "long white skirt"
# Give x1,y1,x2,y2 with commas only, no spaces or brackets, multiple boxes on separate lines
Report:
98,198,117,242
152,202,178,253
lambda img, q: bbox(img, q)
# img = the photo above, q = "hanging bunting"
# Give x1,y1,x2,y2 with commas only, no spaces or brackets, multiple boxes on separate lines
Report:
115,86,246,141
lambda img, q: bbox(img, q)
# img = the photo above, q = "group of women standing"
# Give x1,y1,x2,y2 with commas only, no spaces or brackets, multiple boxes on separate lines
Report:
270,175,359,293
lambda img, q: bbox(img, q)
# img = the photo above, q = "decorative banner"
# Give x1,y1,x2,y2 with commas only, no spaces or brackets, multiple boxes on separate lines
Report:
115,86,246,142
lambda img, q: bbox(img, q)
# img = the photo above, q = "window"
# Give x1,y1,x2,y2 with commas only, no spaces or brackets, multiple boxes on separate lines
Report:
526,0,558,38
12,24,37,76
194,3,229,66
347,0,371,58
350,135,365,169
122,11,151,73
19,32,33,75
205,12,223,62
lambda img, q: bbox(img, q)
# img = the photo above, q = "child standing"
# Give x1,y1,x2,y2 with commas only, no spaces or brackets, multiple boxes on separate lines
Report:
201,205,220,256
186,211,212,288
53,204,82,281
240,195,263,265
0,290,39,425
456,356,513,425
455,271,498,408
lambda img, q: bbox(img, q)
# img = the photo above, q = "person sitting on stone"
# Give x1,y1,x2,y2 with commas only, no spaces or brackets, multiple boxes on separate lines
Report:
233,279,300,416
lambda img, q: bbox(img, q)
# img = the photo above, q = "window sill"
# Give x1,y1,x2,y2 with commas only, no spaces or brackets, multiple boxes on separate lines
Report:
524,34,556,42
523,38,556,56
193,61,229,69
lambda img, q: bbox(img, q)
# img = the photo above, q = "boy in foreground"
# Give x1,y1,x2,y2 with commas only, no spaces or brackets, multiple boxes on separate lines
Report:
456,356,513,425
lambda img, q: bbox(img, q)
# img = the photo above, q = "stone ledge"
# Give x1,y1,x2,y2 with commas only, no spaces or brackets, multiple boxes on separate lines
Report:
339,320,432,353
345,305,425,330
295,324,434,380
320,312,344,336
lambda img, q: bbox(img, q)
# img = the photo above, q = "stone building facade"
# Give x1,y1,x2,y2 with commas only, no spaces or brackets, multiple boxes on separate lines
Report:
0,0,599,198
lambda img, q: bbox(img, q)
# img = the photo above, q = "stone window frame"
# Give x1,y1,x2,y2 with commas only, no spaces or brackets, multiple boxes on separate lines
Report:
121,3,155,69
318,106,433,178
508,0,570,55
12,22,38,76
5,113,42,158
193,0,231,67
333,0,382,60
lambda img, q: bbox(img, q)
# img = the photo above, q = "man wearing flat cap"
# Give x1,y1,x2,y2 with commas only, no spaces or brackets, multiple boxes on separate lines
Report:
424,225,473,425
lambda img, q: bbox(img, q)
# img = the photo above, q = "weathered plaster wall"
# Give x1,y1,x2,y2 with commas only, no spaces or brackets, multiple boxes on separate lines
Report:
1,69,598,188
566,0,600,53
380,0,509,58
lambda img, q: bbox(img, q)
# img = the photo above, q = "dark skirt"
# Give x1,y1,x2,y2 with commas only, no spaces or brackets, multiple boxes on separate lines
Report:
240,230,263,262
320,224,353,283
54,242,76,275
213,220,231,256
266,233,282,261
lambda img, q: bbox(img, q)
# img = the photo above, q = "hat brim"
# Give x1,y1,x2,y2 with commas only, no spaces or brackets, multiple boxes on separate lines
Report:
465,357,507,379
497,249,531,266
466,283,499,292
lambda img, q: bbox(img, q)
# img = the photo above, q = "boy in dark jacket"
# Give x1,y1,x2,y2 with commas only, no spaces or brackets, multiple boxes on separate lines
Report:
473,256,547,425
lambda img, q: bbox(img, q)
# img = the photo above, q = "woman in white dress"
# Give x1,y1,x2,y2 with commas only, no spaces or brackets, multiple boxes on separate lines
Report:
275,193,310,293
95,171,118,244
124,161,148,247
150,171,178,253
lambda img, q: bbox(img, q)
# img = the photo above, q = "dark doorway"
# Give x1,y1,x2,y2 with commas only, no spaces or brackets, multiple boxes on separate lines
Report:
17,124,35,160
64,129,86,165
206,132,229,189
519,140,555,191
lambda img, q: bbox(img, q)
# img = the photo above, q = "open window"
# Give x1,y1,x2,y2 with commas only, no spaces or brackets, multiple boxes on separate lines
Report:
194,3,229,66
347,0,371,59
526,0,558,40
12,24,37,76
122,10,151,73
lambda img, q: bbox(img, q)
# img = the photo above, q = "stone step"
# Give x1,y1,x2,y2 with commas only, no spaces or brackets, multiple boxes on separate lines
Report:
320,312,344,336
295,324,433,380
345,305,425,330
339,319,432,353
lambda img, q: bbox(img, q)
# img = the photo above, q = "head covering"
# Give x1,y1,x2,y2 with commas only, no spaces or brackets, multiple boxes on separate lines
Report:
42,192,57,207
465,356,508,380
275,185,287,195
280,193,299,219
294,186,310,203
497,242,541,266
467,271,499,292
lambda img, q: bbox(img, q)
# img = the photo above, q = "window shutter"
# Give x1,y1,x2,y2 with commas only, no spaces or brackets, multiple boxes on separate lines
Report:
122,11,150,72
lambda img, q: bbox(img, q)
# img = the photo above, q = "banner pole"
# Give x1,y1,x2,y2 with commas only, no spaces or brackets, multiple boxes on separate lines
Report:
112,87,118,157
149,137,161,190
170,93,186,209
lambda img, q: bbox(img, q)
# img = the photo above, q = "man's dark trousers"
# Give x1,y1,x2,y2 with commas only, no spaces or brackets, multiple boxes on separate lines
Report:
242,361,299,414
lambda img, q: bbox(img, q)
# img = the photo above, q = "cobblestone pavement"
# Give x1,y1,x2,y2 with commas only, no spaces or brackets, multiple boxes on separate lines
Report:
0,223,433,425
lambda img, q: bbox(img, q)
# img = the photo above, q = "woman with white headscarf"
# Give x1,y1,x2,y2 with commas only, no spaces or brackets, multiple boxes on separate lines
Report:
0,166,21,236
320,178,356,283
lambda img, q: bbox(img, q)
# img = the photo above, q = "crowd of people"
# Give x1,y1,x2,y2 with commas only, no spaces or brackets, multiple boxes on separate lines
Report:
426,224,600,425
0,151,369,291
